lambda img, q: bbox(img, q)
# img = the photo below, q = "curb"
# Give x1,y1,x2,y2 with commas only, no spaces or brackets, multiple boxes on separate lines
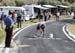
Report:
63,24,75,43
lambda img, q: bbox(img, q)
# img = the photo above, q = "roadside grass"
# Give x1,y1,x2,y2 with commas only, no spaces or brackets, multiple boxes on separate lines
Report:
68,23,75,37
60,15,71,20
0,29,5,43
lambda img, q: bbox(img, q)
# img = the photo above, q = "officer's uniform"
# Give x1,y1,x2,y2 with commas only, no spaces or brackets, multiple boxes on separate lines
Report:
4,16,14,47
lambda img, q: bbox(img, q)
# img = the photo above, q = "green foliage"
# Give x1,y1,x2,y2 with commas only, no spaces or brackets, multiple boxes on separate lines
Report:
0,0,25,6
40,0,61,5
61,1,70,6
15,0,25,6
70,2,75,12
0,3,3,6
2,0,16,6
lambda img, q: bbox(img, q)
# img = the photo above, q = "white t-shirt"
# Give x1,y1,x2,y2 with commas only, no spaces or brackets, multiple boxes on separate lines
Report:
57,12,60,16
71,12,74,17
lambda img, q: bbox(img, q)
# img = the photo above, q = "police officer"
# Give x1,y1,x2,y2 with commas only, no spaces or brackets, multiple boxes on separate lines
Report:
4,12,14,48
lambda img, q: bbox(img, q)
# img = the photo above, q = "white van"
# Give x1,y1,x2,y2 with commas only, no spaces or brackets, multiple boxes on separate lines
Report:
23,5,49,20
0,6,25,16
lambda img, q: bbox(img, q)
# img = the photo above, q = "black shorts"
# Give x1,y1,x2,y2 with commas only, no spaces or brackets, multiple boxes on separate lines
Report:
37,24,40,30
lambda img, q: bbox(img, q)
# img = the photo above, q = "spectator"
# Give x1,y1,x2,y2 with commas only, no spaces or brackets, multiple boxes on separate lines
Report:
0,12,5,29
12,10,17,24
73,12,75,19
56,12,60,21
17,10,22,28
44,11,47,21
4,12,14,48
48,11,51,20
71,12,74,19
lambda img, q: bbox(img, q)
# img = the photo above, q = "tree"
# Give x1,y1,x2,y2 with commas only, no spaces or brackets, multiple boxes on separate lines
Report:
61,1,70,6
2,0,16,6
0,3,3,6
67,0,75,4
46,0,61,5
15,0,25,6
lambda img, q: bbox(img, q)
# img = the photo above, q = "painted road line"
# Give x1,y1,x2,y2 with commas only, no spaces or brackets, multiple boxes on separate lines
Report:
11,44,31,48
63,25,75,43
55,38,62,40
49,33,54,39
4,48,10,53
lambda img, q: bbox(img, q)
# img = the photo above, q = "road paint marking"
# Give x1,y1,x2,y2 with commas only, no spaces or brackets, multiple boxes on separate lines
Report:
4,48,10,53
63,25,75,43
49,33,54,39
17,45,30,48
55,38,62,40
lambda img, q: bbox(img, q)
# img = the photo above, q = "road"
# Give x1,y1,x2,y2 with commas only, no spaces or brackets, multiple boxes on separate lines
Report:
10,19,75,53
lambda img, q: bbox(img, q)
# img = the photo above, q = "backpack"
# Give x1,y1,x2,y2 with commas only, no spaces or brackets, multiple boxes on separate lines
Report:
37,24,41,30
40,24,45,29
17,11,22,17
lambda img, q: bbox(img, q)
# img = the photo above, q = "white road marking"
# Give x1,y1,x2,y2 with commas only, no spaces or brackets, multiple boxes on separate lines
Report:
4,48,10,53
55,38,62,40
49,33,54,39
63,25,75,43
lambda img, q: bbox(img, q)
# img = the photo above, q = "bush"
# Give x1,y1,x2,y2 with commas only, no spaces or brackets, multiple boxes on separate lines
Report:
70,2,75,12
0,3,3,6
15,0,25,6
61,1,70,6
2,0,16,6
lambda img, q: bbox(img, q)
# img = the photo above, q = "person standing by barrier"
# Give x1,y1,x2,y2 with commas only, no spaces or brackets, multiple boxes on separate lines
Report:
12,10,17,24
48,11,51,20
71,12,74,19
17,10,22,28
4,12,14,48
0,12,5,29
44,11,47,21
56,12,60,21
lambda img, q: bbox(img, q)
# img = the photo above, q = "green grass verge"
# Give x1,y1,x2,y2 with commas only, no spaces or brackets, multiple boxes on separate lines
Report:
0,29,5,43
68,23,75,38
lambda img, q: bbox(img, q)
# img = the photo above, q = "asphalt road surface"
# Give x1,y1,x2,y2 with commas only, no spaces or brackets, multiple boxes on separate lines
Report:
10,19,75,53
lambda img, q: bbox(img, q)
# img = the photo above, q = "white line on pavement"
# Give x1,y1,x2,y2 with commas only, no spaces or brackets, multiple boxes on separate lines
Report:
49,33,54,39
4,48,10,53
63,25,75,43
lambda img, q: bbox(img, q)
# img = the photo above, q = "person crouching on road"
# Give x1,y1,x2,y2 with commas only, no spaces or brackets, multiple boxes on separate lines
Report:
4,12,14,48
36,22,41,32
40,22,45,37
36,22,46,37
